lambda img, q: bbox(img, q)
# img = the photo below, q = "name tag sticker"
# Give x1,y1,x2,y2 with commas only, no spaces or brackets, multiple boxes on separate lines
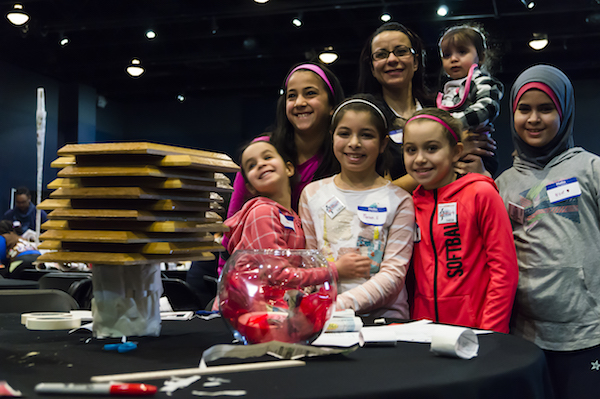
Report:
389,129,403,144
279,212,295,231
508,201,525,225
414,224,421,243
323,196,345,219
546,178,581,203
357,206,387,226
437,203,457,225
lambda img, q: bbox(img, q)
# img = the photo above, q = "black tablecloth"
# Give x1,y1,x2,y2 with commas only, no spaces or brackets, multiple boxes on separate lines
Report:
0,278,39,289
0,314,553,399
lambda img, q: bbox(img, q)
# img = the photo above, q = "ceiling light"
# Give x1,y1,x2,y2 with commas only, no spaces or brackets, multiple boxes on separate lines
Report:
59,37,69,46
177,94,185,102
292,18,302,27
319,47,338,64
211,17,218,35
437,5,449,17
528,33,548,50
6,4,29,26
254,0,269,3
146,30,156,40
521,0,535,9
126,58,145,78
380,13,392,22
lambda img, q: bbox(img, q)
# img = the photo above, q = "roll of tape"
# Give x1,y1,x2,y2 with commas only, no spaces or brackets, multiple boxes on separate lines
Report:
25,314,81,330
21,312,71,325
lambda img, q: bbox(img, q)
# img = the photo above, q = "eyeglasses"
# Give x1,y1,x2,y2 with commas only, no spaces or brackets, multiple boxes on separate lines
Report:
371,46,416,62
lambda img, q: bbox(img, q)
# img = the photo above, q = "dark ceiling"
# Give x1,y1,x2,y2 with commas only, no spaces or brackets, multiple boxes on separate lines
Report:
1,0,599,103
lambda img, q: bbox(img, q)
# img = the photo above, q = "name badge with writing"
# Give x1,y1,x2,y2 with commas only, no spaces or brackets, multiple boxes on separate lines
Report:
508,201,525,225
279,212,295,231
437,203,457,224
323,196,345,219
546,178,581,204
389,129,403,144
357,206,387,226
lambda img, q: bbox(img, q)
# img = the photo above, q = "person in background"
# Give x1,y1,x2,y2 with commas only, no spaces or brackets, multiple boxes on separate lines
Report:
403,107,517,333
3,186,47,240
300,94,415,319
436,23,503,176
496,64,600,398
0,220,41,279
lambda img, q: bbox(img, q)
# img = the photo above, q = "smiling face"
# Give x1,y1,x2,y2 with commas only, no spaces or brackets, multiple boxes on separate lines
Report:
285,70,333,136
441,40,479,80
514,89,561,148
370,30,418,92
333,110,387,177
403,120,463,190
241,142,294,199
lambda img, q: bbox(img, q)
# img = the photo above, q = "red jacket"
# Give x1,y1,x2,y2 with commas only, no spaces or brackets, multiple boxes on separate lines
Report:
411,174,518,333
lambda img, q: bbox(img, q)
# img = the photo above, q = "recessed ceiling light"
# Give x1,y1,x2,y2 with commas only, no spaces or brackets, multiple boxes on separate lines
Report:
521,0,535,9
254,0,269,3
292,18,302,27
59,37,69,46
146,30,156,40
319,47,338,64
529,33,548,50
177,94,185,102
437,5,449,17
380,13,392,22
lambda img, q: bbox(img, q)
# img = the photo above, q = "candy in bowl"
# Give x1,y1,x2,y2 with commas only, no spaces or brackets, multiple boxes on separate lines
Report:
217,249,337,345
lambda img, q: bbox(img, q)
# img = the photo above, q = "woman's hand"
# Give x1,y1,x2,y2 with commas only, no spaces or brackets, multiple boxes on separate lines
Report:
455,154,491,177
461,128,497,159
335,253,371,280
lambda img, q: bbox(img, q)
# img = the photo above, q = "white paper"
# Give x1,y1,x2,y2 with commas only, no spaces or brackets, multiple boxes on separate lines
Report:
311,332,362,347
430,325,479,359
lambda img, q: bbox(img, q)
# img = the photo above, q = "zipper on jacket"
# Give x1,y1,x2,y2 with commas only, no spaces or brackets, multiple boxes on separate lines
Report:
430,189,439,323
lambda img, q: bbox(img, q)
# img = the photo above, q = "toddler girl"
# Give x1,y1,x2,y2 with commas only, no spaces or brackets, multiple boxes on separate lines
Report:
437,24,503,175
300,94,414,319
496,64,600,398
403,107,517,333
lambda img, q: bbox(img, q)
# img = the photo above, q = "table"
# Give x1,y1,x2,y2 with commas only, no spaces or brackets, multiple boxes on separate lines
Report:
0,278,39,289
0,314,554,399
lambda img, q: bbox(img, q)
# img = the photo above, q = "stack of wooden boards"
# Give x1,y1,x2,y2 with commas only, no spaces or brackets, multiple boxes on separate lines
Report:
36,142,239,266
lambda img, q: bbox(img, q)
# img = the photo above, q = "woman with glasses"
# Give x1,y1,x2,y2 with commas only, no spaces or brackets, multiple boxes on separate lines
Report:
357,22,431,191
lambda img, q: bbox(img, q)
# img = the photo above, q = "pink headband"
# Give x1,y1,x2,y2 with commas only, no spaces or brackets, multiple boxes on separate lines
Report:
513,82,562,120
406,114,460,142
284,64,335,95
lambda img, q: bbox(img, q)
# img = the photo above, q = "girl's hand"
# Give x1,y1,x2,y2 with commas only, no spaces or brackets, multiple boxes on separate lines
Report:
335,253,371,280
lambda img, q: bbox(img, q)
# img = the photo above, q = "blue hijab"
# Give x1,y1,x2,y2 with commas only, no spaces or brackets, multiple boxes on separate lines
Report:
510,64,574,167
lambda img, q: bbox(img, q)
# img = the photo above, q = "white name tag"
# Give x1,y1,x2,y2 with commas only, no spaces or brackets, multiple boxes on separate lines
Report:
389,129,403,144
357,206,387,226
279,212,295,231
546,178,581,204
508,201,525,225
323,196,345,219
437,203,457,225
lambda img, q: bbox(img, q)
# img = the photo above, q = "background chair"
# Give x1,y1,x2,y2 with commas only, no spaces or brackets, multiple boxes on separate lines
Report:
161,277,204,311
38,272,92,293
0,289,79,313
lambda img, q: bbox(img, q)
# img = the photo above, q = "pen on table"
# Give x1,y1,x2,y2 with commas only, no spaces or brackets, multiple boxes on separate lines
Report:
34,382,157,396
196,310,219,315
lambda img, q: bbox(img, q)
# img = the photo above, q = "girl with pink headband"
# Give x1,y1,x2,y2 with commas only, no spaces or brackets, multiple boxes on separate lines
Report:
403,107,518,333
496,64,600,398
218,62,345,275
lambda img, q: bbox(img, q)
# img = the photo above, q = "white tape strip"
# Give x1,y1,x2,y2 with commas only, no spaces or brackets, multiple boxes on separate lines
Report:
21,312,71,325
25,314,82,330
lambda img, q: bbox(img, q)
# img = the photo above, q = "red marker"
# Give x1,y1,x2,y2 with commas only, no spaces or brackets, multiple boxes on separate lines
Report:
35,382,157,396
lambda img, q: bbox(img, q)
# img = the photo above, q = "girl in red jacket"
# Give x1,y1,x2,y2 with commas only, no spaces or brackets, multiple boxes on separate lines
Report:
403,108,517,333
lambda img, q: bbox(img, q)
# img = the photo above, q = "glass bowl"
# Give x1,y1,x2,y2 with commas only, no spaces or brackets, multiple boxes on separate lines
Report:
218,249,337,345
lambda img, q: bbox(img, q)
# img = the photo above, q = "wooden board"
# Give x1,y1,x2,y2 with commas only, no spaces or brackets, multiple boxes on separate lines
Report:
38,241,224,255
36,251,216,266
48,177,233,193
56,142,239,173
40,229,226,243
42,219,223,232
39,198,222,212
49,187,219,202
50,156,76,168
46,209,222,223
56,165,229,183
